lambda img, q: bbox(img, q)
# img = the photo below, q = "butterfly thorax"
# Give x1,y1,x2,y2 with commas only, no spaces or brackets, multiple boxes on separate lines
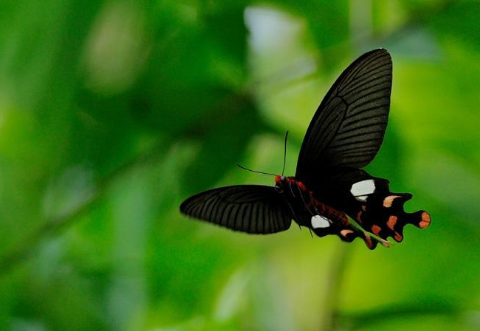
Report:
274,175,349,236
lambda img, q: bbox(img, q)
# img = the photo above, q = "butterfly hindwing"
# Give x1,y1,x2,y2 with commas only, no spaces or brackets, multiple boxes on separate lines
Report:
321,169,431,249
180,185,292,234
350,178,431,244
296,49,392,185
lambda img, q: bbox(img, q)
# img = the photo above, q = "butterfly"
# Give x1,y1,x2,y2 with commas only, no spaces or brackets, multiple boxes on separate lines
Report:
180,49,431,250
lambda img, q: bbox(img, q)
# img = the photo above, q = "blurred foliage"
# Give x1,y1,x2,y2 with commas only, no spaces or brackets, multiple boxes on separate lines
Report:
0,0,479,330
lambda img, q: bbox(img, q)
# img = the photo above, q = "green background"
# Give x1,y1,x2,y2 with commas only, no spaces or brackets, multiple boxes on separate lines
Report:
0,0,479,330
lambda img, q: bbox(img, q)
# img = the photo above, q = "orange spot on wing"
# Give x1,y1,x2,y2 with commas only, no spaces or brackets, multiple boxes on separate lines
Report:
340,229,354,238
275,175,281,184
387,216,398,230
383,195,400,208
371,225,381,236
364,234,374,249
419,212,431,228
394,232,403,242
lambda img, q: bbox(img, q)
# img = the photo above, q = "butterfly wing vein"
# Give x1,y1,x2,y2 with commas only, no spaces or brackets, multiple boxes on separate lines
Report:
180,185,292,234
296,49,392,183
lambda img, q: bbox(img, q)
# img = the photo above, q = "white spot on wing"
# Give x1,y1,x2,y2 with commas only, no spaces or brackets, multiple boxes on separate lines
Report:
355,195,368,202
311,215,331,229
350,179,376,196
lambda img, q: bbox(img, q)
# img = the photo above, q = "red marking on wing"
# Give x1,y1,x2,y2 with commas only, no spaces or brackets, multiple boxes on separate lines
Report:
371,225,381,236
363,234,375,249
394,232,403,242
340,229,354,237
419,212,431,229
383,195,401,208
387,216,397,230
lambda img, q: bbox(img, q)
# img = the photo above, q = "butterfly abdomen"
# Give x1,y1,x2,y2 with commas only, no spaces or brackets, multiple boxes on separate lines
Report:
279,177,350,234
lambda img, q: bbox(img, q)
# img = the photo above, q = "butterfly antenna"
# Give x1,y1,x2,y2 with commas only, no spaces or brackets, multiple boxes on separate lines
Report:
237,164,276,176
282,131,289,176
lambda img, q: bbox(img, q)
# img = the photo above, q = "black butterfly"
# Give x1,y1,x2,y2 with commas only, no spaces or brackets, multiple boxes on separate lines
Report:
180,49,431,250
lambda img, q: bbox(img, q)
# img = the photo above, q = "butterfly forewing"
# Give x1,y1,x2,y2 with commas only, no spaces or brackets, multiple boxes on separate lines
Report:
180,185,292,234
296,49,392,184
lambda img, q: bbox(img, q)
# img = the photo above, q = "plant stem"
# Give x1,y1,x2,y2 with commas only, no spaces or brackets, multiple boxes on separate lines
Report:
319,243,352,331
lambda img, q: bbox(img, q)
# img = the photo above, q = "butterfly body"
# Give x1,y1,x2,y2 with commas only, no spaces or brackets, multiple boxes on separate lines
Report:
273,175,351,237
180,49,431,250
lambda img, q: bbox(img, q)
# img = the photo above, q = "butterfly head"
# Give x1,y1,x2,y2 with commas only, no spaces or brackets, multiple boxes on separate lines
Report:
274,175,287,193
